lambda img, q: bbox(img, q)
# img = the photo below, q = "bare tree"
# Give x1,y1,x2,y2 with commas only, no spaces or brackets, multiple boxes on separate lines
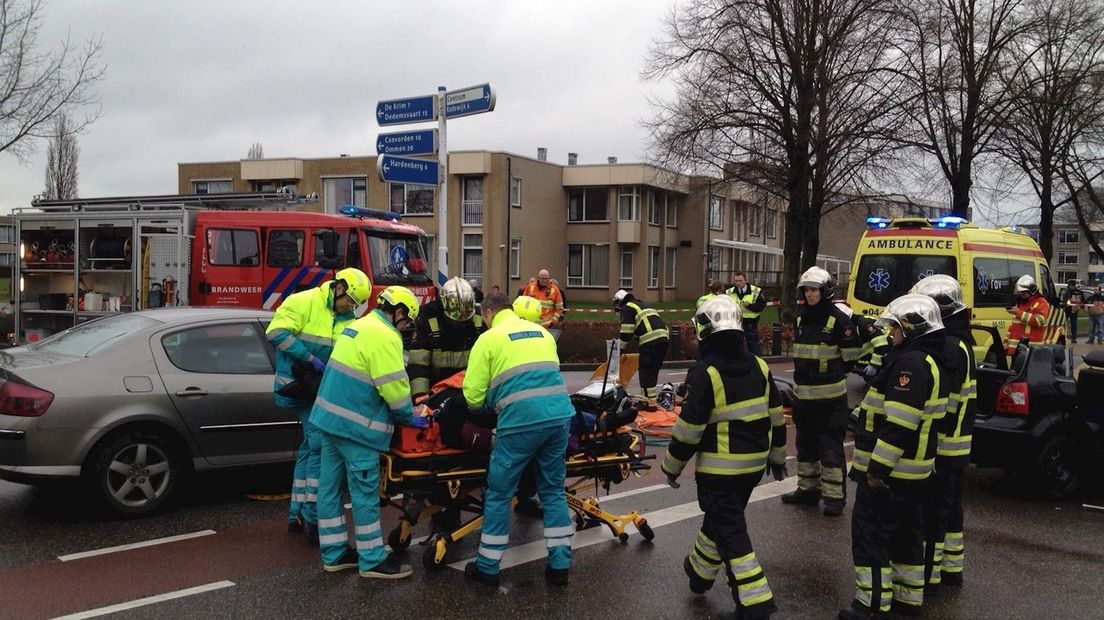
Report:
247,142,264,159
894,0,1032,218
0,0,104,162
42,111,76,198
644,0,903,320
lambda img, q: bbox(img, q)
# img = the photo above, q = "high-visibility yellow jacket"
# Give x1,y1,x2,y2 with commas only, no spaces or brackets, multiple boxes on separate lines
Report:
265,282,355,408
619,301,669,347
308,309,415,451
726,284,766,320
462,309,574,435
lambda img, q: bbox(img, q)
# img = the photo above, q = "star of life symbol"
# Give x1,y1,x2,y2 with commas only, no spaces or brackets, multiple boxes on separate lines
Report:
917,269,934,281
977,269,990,294
869,268,890,293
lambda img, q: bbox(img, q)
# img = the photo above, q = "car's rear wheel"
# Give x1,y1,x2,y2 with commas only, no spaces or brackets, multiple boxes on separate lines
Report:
87,430,182,516
1037,435,1080,501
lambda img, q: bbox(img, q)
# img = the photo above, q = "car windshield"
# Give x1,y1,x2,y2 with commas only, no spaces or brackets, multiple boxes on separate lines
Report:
29,314,161,357
365,232,434,286
853,254,958,308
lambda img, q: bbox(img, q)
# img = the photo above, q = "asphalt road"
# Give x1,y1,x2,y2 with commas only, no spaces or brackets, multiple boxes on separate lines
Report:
1,367,1102,620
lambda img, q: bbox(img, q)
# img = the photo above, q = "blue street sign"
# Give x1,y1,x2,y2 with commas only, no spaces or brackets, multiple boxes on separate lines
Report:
376,95,438,126
377,155,439,186
445,83,496,118
376,129,438,156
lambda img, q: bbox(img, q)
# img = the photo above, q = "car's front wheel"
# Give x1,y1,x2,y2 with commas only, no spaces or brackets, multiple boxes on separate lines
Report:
87,430,181,516
1037,434,1081,501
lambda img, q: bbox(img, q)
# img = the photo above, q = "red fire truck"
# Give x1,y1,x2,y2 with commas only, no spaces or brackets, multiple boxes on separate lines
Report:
12,192,435,343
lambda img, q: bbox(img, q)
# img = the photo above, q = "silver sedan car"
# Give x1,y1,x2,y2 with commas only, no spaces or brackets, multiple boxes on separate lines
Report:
0,308,298,516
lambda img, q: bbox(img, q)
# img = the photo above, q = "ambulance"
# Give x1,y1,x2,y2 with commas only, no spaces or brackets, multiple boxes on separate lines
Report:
846,216,1065,363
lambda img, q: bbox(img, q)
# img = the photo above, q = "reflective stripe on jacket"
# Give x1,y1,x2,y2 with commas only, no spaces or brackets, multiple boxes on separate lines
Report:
522,281,565,327
726,284,766,320
793,305,861,401
462,309,574,434
938,337,976,460
308,309,415,451
407,300,484,396
619,301,670,347
1007,294,1051,353
265,282,355,408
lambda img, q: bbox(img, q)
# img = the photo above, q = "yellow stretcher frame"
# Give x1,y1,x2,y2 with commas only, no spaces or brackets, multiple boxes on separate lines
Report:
379,430,656,569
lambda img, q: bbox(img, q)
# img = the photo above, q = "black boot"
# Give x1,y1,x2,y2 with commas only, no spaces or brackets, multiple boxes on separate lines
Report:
302,520,319,547
545,565,569,586
464,562,500,586
822,500,845,517
780,488,821,505
941,571,963,586
683,556,713,594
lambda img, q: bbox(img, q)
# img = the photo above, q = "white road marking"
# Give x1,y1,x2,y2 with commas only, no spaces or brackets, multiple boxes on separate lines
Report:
57,530,217,562
448,477,797,571
1083,503,1104,512
589,483,669,503
49,580,235,620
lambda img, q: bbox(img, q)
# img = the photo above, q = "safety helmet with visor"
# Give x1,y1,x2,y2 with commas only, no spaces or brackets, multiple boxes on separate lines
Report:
876,294,944,343
440,277,476,322
798,266,835,301
613,289,631,308
377,286,420,321
693,295,744,341
910,274,966,318
334,267,372,306
1014,274,1038,295
512,296,542,323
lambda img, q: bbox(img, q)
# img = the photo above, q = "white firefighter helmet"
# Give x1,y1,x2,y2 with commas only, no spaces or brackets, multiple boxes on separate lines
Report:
440,277,476,322
613,289,630,307
1014,274,1038,295
693,295,743,341
876,294,944,340
834,300,854,318
911,274,966,317
798,266,835,300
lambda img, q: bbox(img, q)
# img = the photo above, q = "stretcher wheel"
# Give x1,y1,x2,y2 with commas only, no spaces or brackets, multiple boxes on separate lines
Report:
637,521,655,542
618,532,629,543
422,535,448,570
388,524,411,552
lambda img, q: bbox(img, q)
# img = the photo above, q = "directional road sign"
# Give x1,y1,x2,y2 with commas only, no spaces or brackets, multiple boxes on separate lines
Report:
377,155,439,186
376,95,438,126
376,129,438,157
445,83,496,119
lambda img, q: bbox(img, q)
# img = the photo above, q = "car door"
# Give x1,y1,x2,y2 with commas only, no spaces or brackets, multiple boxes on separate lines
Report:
152,319,297,466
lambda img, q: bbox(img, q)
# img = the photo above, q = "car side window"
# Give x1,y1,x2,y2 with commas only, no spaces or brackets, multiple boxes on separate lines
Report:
162,323,273,374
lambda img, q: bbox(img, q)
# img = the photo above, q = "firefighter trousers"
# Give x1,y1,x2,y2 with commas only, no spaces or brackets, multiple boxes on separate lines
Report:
792,396,848,502
288,406,320,525
316,432,386,572
924,459,966,585
687,477,777,619
638,340,669,399
850,473,927,614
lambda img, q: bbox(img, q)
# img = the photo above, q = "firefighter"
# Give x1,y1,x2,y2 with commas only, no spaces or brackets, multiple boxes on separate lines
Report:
513,295,543,323
662,295,787,620
782,267,861,516
521,268,565,339
835,301,890,382
1006,274,1051,356
696,279,725,308
408,277,483,400
911,275,975,591
309,285,429,578
462,291,576,587
266,267,372,545
727,272,767,355
613,289,671,399
840,294,948,620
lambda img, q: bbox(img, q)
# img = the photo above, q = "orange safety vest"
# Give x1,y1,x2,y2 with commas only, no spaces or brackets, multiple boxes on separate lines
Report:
1007,294,1051,354
522,280,564,327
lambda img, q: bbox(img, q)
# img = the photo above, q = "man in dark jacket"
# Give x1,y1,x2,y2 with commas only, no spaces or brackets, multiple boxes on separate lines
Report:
613,289,670,399
727,272,767,355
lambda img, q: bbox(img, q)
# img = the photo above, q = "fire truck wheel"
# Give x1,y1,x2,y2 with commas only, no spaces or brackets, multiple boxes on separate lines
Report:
85,429,183,517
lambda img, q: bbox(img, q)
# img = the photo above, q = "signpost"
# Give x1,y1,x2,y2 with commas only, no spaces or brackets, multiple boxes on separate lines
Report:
376,129,438,157
376,83,495,286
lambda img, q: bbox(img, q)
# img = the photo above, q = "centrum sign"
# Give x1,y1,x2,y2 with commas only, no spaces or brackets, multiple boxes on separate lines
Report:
445,83,496,119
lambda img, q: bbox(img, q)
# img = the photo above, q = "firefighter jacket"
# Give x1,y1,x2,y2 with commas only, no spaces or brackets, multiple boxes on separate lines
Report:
938,313,976,464
726,284,766,320
662,331,786,482
407,300,485,397
792,302,862,401
1007,293,1051,352
521,280,565,328
619,300,670,347
462,309,575,435
308,309,415,452
851,334,949,481
265,282,355,408
853,313,891,371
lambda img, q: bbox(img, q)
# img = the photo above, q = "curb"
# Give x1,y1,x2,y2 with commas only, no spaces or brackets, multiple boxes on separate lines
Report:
560,355,792,373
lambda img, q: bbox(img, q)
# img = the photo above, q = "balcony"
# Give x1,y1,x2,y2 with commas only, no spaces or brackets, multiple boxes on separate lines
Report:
462,200,483,226
617,221,641,244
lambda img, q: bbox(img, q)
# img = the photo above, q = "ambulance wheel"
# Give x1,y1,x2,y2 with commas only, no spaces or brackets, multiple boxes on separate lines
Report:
637,521,655,542
388,525,410,552
422,535,447,570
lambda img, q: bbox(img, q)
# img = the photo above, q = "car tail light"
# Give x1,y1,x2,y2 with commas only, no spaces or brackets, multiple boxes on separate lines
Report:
0,381,55,417
996,382,1029,416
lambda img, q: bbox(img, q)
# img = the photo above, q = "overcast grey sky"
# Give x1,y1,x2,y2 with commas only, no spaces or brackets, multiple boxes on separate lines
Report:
0,0,675,211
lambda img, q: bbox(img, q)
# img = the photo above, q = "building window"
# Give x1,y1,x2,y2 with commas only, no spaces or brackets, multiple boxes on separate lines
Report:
618,186,640,221
1090,252,1104,266
568,188,609,222
1057,270,1078,283
0,225,13,243
462,234,482,280
1059,229,1080,244
765,208,777,238
666,198,678,228
567,244,609,287
648,191,662,225
620,248,633,288
748,205,761,237
1058,250,1080,265
206,229,259,266
252,180,297,194
510,177,522,208
462,177,483,226
0,253,13,266
709,194,724,231
323,177,367,214
665,247,677,288
193,180,232,195
648,245,660,288
510,238,521,278
389,183,434,216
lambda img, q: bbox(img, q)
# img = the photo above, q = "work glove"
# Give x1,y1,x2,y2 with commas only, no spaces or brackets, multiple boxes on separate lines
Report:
764,462,787,482
409,415,431,430
665,473,681,489
310,356,326,375
866,473,890,492
861,364,878,383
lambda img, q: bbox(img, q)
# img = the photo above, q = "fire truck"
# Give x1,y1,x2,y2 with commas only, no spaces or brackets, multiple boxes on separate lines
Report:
11,192,435,343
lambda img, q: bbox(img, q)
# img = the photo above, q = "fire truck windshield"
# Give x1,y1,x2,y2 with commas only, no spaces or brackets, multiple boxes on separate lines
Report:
365,232,433,286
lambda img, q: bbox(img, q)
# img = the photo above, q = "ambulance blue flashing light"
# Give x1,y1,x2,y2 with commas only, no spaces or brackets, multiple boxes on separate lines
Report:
339,205,401,221
866,216,890,229
933,216,968,229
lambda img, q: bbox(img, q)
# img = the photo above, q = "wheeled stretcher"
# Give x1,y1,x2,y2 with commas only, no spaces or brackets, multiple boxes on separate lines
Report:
380,424,656,569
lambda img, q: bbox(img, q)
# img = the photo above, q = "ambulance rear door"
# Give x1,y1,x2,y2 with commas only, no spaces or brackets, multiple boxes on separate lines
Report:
850,228,959,319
